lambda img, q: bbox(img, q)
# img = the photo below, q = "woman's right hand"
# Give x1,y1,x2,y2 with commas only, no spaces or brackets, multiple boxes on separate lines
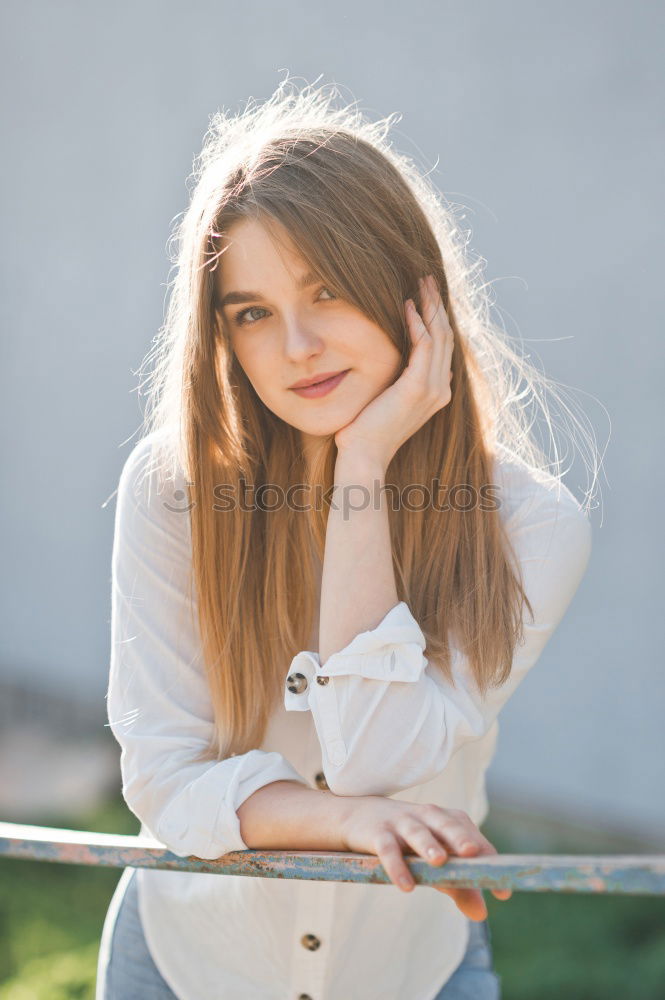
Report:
337,795,512,922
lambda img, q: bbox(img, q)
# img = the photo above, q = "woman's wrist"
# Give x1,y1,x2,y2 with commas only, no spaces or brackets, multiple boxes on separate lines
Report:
333,448,387,487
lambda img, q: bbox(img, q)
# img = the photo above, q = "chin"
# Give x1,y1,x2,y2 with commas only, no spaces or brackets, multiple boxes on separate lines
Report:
297,425,341,441
289,408,357,437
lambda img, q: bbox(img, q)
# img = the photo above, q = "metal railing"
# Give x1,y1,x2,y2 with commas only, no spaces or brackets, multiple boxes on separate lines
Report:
2,821,664,895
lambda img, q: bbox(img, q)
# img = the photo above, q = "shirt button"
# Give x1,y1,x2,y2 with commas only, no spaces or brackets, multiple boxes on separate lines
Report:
316,675,329,685
300,933,321,951
286,672,309,694
314,771,329,790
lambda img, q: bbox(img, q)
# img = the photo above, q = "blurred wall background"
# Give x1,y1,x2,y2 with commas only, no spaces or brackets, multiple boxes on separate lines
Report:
1,0,662,844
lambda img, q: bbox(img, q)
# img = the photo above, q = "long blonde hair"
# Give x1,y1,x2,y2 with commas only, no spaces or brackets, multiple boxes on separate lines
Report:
136,77,600,761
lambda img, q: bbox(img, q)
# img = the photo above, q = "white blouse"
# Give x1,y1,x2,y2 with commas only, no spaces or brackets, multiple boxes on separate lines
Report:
106,431,592,1000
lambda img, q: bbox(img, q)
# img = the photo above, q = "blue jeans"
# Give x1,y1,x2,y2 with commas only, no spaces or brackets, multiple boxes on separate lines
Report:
96,867,501,999
432,910,501,999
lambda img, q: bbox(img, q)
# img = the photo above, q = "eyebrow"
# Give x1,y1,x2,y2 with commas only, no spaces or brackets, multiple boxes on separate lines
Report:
217,270,321,310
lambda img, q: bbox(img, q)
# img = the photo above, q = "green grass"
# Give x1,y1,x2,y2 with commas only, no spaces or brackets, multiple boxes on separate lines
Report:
487,884,665,998
0,798,138,999
0,797,663,998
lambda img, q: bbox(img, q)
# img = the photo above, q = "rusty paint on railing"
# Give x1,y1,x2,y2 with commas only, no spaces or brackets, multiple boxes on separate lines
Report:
1,821,664,895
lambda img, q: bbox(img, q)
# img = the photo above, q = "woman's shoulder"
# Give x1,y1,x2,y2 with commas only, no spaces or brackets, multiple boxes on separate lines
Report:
115,429,191,538
118,429,186,490
491,442,589,535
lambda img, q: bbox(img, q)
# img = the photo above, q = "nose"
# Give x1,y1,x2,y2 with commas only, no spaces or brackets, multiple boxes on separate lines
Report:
282,313,325,363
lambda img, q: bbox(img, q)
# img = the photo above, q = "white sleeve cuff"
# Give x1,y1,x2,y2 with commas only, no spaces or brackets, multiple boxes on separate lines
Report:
156,750,309,858
284,601,427,714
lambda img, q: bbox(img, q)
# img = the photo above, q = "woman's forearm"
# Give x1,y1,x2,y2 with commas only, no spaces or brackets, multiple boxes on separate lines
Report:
319,452,399,665
236,780,350,851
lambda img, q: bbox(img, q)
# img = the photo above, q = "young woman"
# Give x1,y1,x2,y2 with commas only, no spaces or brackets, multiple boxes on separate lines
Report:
97,78,595,1000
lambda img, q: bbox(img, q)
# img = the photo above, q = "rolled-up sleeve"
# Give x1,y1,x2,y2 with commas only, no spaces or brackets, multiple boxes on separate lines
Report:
284,483,592,797
107,437,308,859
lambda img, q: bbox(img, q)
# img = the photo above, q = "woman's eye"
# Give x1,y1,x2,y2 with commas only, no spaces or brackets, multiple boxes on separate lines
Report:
234,305,268,327
233,287,336,327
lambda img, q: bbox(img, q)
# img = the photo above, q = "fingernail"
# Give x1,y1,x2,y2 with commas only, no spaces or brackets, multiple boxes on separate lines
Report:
427,847,444,860
399,876,413,890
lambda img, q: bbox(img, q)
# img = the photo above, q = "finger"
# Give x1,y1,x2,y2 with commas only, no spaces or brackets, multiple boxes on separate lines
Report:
424,274,453,341
423,275,454,393
404,299,434,385
471,840,513,901
429,810,485,856
373,831,417,893
454,836,513,902
462,830,496,854
417,278,445,384
407,278,452,412
434,886,488,922
420,816,490,918
395,818,449,867
416,276,452,407
420,275,452,346
405,298,431,347
429,838,489,919
417,275,437,328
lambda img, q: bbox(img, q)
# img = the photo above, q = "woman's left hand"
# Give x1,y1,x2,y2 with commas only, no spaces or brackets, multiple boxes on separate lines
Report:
334,273,454,470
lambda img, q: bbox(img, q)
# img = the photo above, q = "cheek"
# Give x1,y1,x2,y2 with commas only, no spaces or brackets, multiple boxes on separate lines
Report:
234,348,283,405
231,340,261,380
336,317,395,359
367,331,402,381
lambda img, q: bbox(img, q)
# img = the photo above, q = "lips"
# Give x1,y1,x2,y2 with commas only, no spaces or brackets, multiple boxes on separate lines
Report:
289,369,350,398
289,369,348,389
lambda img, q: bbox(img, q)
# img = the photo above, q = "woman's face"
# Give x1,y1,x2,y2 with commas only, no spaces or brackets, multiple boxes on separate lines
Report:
215,216,402,456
